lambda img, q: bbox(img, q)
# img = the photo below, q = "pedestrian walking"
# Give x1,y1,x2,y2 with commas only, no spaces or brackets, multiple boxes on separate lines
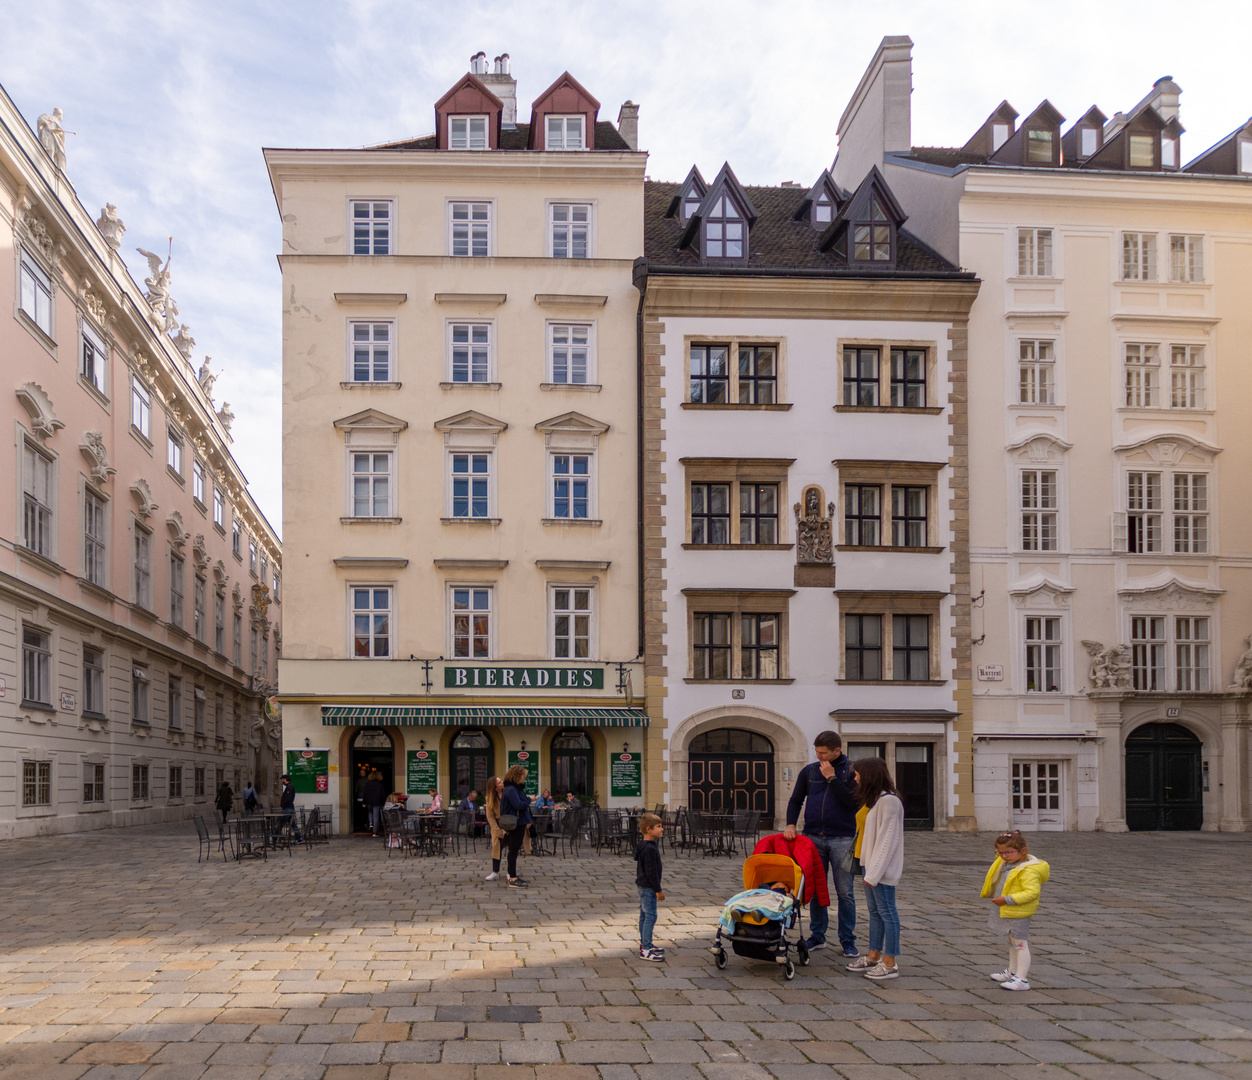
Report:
364,770,385,835
500,765,533,888
214,780,233,825
241,779,259,814
635,813,665,962
981,830,1050,992
846,757,904,980
484,776,505,880
784,730,859,956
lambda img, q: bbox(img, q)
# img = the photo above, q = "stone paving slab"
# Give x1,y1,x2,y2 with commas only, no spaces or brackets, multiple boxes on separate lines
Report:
1,825,1252,1078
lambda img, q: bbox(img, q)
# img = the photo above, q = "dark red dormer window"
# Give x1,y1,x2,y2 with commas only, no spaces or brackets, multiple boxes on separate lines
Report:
852,196,892,262
704,194,745,258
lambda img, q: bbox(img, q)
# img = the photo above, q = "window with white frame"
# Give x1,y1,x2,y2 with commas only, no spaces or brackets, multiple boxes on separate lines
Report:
545,115,586,150
248,540,258,576
551,453,592,519
351,200,391,255
351,587,392,658
232,519,241,557
169,552,185,627
1081,127,1099,157
134,525,152,609
550,204,590,258
1017,228,1053,276
1161,134,1178,169
193,574,206,642
1018,339,1056,404
213,488,224,529
169,676,182,729
1170,345,1205,408
1129,134,1155,168
1173,473,1208,553
83,646,105,716
1130,615,1166,690
1169,234,1203,282
1124,343,1160,407
551,586,594,660
1122,232,1157,281
1121,470,1209,555
21,625,51,706
449,322,492,382
132,664,150,724
1132,614,1210,691
450,452,491,518
131,377,151,439
84,761,105,802
1175,616,1211,690
1126,471,1163,553
451,586,492,658
1020,470,1058,551
249,624,258,672
549,323,592,383
192,460,204,502
22,760,51,807
351,452,392,517
86,486,109,585
214,590,225,653
349,321,392,382
1024,616,1062,693
22,439,54,558
232,610,242,666
260,555,268,588
19,248,53,336
449,201,491,256
167,431,183,477
81,323,107,395
448,115,488,150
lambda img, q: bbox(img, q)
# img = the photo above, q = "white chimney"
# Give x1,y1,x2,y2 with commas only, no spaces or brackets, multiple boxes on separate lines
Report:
482,52,517,128
470,51,488,75
617,100,639,150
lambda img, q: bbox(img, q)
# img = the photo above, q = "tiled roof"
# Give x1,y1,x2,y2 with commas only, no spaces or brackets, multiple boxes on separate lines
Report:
644,181,966,276
371,121,632,152
904,147,989,168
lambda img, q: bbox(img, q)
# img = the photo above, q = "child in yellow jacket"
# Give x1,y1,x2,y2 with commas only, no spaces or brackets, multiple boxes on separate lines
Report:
980,830,1050,991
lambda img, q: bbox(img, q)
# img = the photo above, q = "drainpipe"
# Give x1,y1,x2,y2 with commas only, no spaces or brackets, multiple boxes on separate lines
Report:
632,257,649,661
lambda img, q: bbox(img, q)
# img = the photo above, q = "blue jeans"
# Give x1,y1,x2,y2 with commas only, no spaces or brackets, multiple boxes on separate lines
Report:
805,834,856,947
864,881,900,956
638,888,658,949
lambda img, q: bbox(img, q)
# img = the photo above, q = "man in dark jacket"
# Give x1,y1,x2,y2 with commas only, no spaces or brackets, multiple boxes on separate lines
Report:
784,730,859,957
363,771,385,835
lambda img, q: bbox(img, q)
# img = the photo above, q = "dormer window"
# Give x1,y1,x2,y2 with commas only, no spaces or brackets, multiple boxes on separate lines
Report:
1129,134,1154,168
682,195,701,219
704,194,744,258
1026,129,1053,164
1161,134,1178,168
449,116,488,150
546,115,586,150
1080,127,1098,157
993,123,1010,151
852,196,892,262
813,193,834,224
1242,139,1252,175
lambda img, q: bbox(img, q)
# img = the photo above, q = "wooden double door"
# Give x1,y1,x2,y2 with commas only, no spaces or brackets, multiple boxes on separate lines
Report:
1125,723,1203,830
687,728,775,827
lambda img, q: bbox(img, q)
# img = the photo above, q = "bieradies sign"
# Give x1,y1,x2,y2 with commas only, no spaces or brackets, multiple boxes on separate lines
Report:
444,665,604,690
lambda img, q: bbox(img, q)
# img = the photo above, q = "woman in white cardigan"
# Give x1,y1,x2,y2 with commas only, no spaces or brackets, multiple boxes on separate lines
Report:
846,757,904,980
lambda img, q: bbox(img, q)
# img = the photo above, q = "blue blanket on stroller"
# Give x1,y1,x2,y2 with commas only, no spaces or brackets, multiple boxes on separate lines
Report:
718,888,795,934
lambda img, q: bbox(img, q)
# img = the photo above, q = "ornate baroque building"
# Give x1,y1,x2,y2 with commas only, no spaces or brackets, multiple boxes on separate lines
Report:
0,83,282,837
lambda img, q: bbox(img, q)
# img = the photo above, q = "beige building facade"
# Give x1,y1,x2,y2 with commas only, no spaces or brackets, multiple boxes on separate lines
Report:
835,37,1252,831
0,84,281,838
267,57,647,831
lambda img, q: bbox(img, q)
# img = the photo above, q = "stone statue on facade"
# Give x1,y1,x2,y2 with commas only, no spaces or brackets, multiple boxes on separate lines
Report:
95,204,126,250
37,108,71,170
197,357,217,398
173,324,195,360
1230,635,1252,690
793,485,836,587
137,245,173,325
1082,640,1132,689
216,402,234,435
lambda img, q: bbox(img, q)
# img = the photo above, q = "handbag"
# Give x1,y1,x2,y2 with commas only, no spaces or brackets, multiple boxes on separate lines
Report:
498,813,519,831
839,847,855,874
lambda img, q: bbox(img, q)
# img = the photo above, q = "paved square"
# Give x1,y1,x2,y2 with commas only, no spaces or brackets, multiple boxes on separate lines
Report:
1,825,1249,1078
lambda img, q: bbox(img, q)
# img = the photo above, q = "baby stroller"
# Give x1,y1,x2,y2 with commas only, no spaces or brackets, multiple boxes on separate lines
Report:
710,852,810,979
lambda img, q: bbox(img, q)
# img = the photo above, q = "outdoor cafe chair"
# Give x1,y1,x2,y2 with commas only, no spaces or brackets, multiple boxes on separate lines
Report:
194,816,225,863
233,816,268,862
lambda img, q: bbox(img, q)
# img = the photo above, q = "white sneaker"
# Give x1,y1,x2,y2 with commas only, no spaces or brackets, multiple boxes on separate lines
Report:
1000,976,1031,991
863,962,899,980
485,871,499,881
989,969,1014,982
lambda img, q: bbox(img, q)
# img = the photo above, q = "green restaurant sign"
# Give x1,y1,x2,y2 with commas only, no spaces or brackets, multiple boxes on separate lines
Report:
506,750,540,796
406,750,439,795
445,665,603,690
285,749,329,794
610,752,642,799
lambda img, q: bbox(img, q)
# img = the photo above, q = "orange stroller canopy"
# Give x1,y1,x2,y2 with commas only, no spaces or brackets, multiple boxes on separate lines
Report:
742,852,804,895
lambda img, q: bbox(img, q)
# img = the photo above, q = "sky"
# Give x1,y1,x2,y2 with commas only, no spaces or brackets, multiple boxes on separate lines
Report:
2,0,1249,536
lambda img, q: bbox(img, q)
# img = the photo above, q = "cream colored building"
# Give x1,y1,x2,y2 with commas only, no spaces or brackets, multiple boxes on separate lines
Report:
266,56,647,830
835,37,1252,831
0,83,281,837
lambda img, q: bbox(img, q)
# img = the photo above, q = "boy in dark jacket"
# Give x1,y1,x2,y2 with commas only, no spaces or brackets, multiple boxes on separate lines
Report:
635,813,665,962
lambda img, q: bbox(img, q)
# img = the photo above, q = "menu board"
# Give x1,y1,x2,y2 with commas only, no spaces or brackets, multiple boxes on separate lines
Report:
285,749,329,794
406,750,439,795
610,752,642,799
507,750,540,796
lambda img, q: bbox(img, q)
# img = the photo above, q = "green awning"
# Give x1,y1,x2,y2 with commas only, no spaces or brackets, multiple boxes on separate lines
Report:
321,705,648,728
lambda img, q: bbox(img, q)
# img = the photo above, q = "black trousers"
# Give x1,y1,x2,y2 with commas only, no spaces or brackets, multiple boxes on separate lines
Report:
505,825,526,877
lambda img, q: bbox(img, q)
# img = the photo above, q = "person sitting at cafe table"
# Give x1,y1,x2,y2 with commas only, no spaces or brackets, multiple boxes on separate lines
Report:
459,790,478,813
428,788,443,813
533,789,555,810
564,792,581,809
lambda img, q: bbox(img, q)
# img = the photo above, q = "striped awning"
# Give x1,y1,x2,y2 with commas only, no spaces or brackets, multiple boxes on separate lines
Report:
321,705,648,728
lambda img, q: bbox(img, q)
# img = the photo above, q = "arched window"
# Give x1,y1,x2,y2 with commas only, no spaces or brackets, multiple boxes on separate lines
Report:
550,729,593,799
450,728,493,799
689,728,774,754
852,196,892,262
704,194,745,259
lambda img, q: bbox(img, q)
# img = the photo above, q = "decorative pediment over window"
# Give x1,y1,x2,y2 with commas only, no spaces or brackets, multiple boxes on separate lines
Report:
535,411,609,450
1006,431,1074,463
1114,432,1220,467
16,382,64,441
963,100,1019,156
989,100,1065,167
669,165,708,219
1118,570,1224,610
1009,569,1075,608
680,162,758,260
166,510,190,553
434,73,503,150
213,559,228,588
434,409,508,449
192,533,210,573
18,199,59,265
794,169,842,227
333,407,408,448
527,70,600,151
819,166,907,267
232,582,244,612
130,478,158,522
80,430,116,485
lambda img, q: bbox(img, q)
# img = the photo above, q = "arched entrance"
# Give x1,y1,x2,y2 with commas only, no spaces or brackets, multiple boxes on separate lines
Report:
1126,722,1202,830
350,728,395,833
450,728,494,800
688,728,775,826
550,729,593,801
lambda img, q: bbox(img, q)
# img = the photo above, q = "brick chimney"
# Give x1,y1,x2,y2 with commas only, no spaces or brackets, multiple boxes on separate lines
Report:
482,53,517,128
617,100,639,150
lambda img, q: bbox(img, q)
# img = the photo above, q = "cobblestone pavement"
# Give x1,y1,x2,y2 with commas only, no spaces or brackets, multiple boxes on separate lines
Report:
1,825,1250,1080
